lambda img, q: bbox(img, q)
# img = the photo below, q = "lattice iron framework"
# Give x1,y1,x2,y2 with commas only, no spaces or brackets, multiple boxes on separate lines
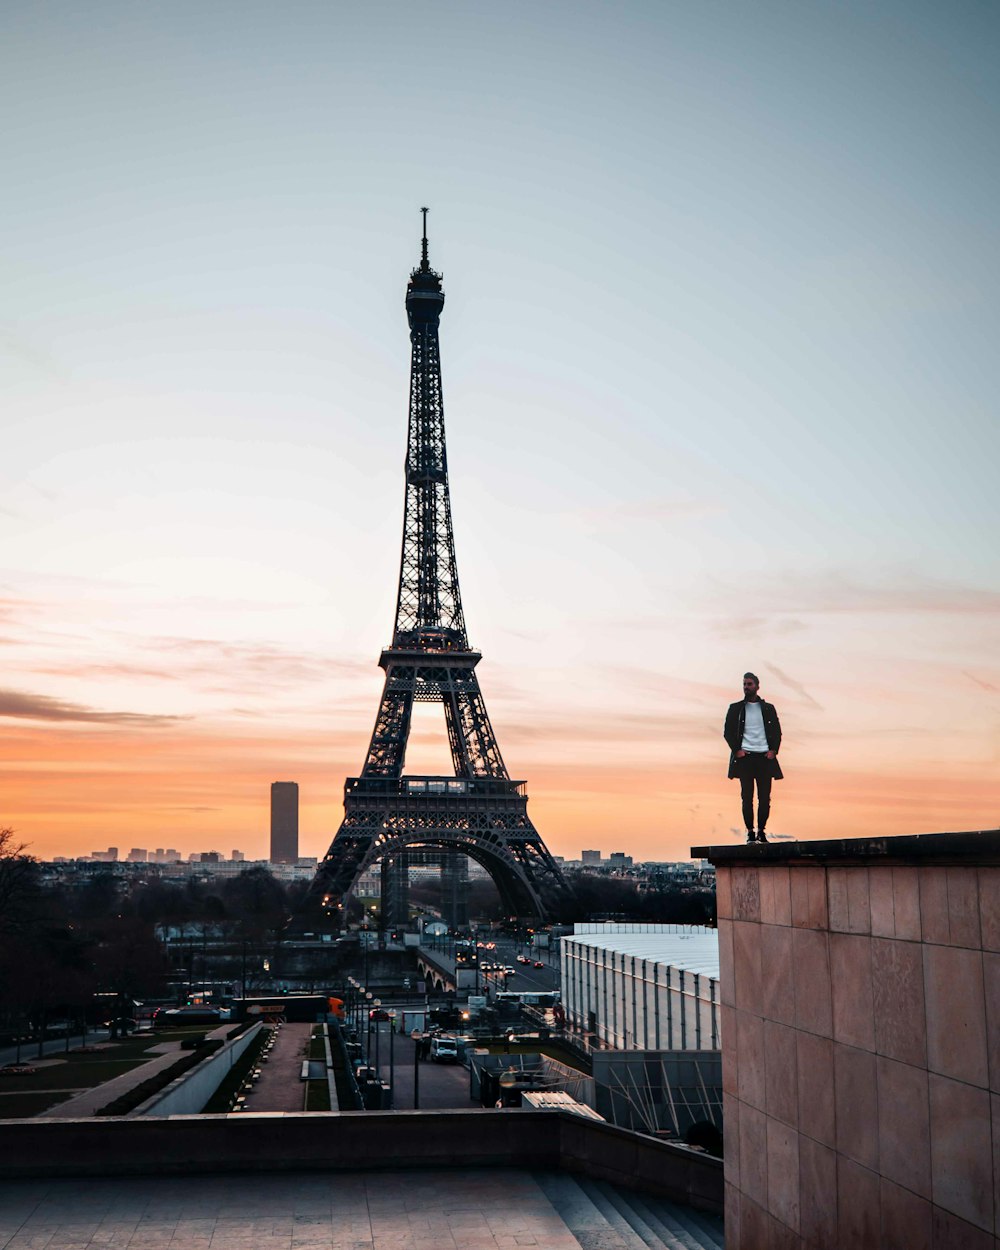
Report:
304,211,571,928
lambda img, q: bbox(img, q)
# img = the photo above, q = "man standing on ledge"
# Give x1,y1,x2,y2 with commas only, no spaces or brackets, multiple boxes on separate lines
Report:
724,672,783,843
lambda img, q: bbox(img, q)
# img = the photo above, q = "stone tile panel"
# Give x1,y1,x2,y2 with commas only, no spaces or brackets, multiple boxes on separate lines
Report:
869,867,895,938
979,867,1000,953
790,866,827,930
733,920,762,1016
760,922,794,1026
830,932,875,1051
880,1178,931,1250
738,1193,769,1250
720,1003,739,1096
836,1158,881,1250
765,1116,800,1234
876,1056,930,1196
763,1019,798,1127
827,867,849,933
872,936,927,1068
945,867,981,949
736,1009,765,1112
718,919,735,1009
834,1043,879,1171
724,1182,741,1250
929,1073,993,1233
798,1135,837,1250
792,928,833,1038
924,944,988,1087
930,1205,996,1250
846,869,872,935
796,1030,835,1148
760,865,792,926
920,868,951,946
723,1091,741,1189
738,1102,768,1210
891,867,921,940
984,952,1000,1094
732,867,761,922
716,866,732,921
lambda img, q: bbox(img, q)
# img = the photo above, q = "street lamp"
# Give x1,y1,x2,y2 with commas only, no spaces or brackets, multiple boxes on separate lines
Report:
387,1010,397,1106
373,998,382,1074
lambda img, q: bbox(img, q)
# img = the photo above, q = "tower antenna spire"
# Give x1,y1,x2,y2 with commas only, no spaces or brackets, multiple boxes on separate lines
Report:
420,206,429,271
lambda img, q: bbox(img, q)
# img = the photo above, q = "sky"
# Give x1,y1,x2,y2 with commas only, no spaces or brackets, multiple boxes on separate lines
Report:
1,1,998,863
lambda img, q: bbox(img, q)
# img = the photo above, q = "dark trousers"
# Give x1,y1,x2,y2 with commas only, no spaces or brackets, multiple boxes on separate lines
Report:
738,753,772,831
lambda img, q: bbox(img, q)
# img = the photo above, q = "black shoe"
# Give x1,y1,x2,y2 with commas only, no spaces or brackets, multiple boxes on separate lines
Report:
745,831,756,843
757,830,769,843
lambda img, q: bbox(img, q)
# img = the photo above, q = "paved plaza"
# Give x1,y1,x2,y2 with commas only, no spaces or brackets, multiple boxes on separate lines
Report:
0,1168,581,1250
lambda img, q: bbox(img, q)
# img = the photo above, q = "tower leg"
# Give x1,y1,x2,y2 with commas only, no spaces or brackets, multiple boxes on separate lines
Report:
440,852,469,929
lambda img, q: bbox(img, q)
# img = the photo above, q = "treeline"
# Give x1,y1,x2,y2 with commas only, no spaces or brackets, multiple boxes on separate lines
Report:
409,867,715,927
561,871,716,926
0,829,308,1044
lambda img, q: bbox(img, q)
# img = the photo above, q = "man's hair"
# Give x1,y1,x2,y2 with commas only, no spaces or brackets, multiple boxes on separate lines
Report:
743,672,759,684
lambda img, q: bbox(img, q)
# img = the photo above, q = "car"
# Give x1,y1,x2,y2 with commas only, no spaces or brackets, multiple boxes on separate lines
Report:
104,1016,138,1034
504,966,516,975
369,1008,390,1022
534,961,544,969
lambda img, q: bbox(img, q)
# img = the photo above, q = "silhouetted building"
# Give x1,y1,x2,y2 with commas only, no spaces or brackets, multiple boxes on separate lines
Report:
582,850,602,864
270,781,299,864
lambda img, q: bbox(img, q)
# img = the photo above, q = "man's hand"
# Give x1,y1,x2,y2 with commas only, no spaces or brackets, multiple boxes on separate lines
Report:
766,751,776,759
736,750,747,758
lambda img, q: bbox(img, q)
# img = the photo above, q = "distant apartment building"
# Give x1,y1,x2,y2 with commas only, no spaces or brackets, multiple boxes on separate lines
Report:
270,781,299,864
90,847,118,862
126,848,147,862
608,852,633,868
581,849,602,864
231,850,245,862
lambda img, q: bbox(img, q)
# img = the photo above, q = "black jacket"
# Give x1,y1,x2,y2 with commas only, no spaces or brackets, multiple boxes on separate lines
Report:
724,699,784,780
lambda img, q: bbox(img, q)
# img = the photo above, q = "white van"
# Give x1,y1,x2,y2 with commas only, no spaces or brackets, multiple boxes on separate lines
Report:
429,1036,459,1063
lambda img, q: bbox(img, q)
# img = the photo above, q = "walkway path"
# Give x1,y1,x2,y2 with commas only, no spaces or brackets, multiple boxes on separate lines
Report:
38,1041,185,1118
241,1022,312,1113
0,1168,582,1250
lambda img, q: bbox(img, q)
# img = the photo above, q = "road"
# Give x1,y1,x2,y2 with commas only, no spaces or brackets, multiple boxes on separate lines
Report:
365,1022,473,1110
0,1029,112,1067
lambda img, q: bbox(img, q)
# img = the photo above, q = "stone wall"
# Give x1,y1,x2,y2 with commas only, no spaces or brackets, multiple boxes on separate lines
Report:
0,1109,723,1213
138,1023,264,1116
700,831,1000,1249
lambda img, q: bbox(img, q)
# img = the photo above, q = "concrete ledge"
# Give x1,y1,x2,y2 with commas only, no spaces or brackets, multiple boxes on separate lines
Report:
0,1109,722,1213
557,1115,723,1214
692,827,1000,866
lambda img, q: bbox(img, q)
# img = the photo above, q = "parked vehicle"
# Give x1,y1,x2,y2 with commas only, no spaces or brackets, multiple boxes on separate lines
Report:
429,1036,459,1063
152,1006,222,1029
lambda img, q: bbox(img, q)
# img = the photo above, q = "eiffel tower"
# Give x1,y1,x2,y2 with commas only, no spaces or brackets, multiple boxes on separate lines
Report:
305,211,571,930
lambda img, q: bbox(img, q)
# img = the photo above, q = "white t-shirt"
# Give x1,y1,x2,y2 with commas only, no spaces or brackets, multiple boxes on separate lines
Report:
741,701,769,752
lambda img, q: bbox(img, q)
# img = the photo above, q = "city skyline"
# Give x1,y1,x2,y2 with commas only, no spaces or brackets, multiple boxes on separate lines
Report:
2,2,998,863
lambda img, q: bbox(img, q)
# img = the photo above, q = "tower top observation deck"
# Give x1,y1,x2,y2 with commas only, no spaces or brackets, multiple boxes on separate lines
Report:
407,206,444,326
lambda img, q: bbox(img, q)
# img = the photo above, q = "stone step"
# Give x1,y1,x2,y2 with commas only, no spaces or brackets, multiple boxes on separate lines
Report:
597,1181,724,1250
534,1171,640,1250
581,1178,679,1250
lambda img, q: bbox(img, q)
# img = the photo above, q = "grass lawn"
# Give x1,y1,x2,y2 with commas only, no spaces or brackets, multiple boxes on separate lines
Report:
0,1029,208,1097
0,1091,75,1118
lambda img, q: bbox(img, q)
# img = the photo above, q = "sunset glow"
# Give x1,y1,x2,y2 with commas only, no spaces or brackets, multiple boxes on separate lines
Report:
2,3,998,862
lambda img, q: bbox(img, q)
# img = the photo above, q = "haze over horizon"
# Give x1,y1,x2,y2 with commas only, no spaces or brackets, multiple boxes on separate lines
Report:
2,1,998,863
